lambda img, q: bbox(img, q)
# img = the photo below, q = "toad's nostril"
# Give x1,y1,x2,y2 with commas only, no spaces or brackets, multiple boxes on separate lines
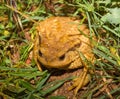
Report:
59,54,65,61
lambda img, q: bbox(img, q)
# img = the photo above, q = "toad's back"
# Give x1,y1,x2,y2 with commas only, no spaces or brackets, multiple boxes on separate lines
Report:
34,17,93,69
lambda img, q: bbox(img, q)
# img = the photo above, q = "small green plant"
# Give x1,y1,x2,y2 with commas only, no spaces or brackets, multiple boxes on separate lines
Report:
0,67,72,99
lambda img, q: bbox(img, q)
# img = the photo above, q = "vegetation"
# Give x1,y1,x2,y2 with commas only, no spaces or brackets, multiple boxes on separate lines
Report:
0,0,120,99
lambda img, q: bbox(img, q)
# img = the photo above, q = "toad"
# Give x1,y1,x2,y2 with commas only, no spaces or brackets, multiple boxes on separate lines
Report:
33,17,94,94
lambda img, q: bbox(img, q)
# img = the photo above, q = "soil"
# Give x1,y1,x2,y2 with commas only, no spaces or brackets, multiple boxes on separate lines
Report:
46,68,88,99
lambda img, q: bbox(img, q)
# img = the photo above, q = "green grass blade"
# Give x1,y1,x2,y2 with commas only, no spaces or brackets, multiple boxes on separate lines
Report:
20,80,35,91
49,96,67,99
40,76,74,96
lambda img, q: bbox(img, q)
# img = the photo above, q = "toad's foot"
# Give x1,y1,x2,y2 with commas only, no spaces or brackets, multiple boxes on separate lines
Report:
68,68,91,95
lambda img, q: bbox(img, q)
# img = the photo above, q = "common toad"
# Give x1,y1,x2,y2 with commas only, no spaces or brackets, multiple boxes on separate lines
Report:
33,17,94,94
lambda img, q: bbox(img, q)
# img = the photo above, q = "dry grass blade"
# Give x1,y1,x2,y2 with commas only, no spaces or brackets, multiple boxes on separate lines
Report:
5,5,38,24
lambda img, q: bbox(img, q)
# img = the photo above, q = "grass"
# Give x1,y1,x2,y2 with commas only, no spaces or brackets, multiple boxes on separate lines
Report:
0,0,120,99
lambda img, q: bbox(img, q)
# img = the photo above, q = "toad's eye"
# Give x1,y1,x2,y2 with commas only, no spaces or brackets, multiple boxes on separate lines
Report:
75,43,81,48
39,50,43,57
59,54,65,61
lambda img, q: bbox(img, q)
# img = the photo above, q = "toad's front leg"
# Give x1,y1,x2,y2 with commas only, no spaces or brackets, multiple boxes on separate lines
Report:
69,68,91,94
68,52,93,95
33,33,42,71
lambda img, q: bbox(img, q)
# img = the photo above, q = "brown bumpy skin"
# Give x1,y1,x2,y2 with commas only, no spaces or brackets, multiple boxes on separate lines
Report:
33,17,94,93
